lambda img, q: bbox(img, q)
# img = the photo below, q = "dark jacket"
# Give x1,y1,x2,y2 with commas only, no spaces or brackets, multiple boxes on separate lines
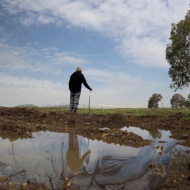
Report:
69,71,91,93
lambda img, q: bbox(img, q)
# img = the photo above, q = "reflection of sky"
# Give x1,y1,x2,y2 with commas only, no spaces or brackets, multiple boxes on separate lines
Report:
0,129,180,189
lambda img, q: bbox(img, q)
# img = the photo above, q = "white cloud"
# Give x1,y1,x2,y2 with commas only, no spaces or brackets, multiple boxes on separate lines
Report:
0,74,69,107
0,70,188,108
1,0,189,68
0,74,65,89
0,42,89,73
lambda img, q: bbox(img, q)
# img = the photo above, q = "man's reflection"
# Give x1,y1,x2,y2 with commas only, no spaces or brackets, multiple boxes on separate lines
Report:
66,134,90,175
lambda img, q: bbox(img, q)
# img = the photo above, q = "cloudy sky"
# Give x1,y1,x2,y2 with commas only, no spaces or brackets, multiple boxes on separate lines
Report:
0,0,189,108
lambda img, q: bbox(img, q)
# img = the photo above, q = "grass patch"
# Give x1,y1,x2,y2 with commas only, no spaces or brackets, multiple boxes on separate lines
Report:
180,117,190,121
30,107,190,117
182,130,190,135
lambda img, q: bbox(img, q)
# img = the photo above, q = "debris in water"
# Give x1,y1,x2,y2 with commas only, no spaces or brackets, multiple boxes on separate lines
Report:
65,178,71,187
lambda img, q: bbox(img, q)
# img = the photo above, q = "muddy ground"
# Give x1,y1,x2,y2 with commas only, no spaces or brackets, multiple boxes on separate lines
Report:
0,107,153,147
1,107,190,190
0,107,190,146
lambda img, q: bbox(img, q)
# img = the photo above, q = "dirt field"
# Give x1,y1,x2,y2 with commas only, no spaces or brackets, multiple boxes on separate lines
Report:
0,107,190,146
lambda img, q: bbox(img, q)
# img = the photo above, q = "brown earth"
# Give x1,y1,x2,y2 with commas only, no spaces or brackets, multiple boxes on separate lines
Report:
0,107,151,147
0,107,190,146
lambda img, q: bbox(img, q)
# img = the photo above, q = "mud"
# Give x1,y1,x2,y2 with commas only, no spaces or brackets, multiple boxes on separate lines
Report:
0,107,190,146
0,180,49,190
0,107,150,147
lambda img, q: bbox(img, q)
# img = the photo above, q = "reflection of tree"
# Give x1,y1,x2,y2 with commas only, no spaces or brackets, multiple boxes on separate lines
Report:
66,134,90,175
149,129,162,139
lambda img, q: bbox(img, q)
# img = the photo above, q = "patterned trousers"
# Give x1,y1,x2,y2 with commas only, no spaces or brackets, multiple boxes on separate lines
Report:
69,92,81,112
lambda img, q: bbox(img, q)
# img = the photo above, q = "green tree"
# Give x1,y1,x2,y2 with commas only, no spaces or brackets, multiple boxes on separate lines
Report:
149,129,162,139
184,93,190,108
166,9,190,91
148,93,163,108
170,93,185,108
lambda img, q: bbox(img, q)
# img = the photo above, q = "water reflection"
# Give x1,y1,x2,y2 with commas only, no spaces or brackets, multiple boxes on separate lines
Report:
0,129,178,189
67,134,90,175
149,129,162,139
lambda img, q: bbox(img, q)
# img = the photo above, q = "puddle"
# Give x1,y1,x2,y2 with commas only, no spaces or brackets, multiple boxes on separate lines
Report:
0,128,190,189
121,126,173,142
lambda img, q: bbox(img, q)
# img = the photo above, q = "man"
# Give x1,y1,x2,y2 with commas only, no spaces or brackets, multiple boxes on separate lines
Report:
69,67,92,112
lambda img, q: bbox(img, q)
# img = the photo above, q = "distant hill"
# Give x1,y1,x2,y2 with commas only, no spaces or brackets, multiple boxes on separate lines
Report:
15,104,38,108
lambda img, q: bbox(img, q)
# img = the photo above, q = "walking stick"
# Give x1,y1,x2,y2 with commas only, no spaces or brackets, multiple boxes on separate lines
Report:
87,93,92,114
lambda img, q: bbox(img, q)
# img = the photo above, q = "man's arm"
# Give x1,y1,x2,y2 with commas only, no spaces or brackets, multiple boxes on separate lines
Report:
81,74,92,91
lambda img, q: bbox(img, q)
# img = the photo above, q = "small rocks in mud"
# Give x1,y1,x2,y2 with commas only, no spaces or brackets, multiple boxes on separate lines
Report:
68,118,76,125
36,125,46,130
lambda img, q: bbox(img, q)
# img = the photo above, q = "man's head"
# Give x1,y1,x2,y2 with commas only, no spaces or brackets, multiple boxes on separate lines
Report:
76,67,82,72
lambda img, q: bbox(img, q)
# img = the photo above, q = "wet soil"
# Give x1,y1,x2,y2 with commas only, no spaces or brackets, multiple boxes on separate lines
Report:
0,107,190,144
0,107,151,147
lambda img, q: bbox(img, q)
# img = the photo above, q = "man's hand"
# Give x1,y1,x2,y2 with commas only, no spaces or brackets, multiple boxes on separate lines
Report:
90,88,93,91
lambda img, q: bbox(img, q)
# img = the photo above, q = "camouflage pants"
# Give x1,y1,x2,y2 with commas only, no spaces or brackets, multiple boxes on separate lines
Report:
69,92,81,112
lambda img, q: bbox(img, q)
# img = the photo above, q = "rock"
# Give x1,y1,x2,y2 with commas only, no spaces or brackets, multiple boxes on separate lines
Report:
65,178,72,187
181,174,185,178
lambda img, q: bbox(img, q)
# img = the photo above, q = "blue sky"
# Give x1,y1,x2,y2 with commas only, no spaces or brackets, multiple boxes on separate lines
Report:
0,0,189,108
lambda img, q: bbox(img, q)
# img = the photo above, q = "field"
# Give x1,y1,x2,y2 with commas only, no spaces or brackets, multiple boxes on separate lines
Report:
0,106,190,189
36,106,190,117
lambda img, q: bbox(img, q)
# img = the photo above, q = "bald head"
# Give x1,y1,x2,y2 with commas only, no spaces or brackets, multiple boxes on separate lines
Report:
76,67,82,72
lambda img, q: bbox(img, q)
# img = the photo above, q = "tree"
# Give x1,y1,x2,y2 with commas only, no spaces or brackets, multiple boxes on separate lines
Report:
184,93,190,108
166,9,190,91
149,129,162,139
170,93,185,108
148,93,163,108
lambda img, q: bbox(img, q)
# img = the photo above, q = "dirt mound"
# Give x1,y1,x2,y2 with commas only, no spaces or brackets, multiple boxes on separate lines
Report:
79,127,152,147
97,114,127,125
168,112,183,120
